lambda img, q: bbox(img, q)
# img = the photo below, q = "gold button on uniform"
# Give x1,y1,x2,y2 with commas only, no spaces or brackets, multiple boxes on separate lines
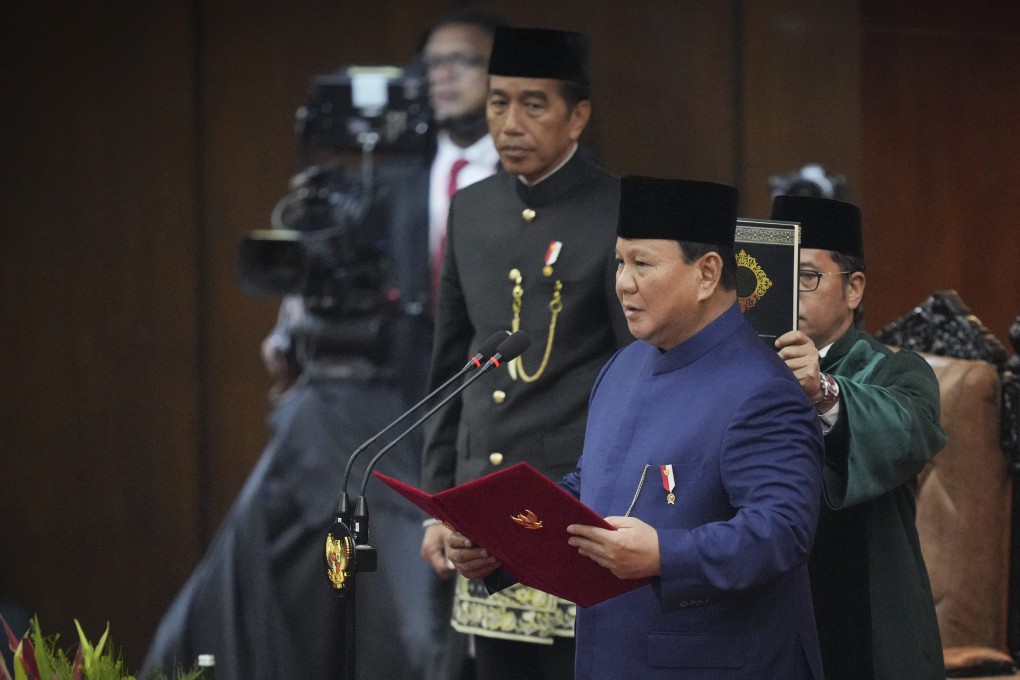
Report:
492,390,506,404
489,452,504,466
522,208,536,222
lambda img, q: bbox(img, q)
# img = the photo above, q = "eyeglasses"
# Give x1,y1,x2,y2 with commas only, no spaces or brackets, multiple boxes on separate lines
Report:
798,269,851,292
422,52,487,74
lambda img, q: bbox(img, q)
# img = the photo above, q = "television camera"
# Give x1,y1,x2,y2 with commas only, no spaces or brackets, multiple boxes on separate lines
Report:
238,66,431,319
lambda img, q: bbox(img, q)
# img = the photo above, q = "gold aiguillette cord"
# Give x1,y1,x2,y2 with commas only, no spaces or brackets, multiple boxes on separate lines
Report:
508,269,561,382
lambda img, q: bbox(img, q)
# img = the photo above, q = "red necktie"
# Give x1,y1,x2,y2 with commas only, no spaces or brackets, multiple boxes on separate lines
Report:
433,158,469,305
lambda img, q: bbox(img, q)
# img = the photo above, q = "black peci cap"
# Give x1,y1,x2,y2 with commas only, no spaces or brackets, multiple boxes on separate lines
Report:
487,27,590,83
770,195,864,258
618,175,739,249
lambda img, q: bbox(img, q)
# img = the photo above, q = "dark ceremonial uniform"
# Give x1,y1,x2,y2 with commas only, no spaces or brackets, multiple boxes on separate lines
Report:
142,363,432,680
562,304,825,679
811,328,946,680
423,150,630,490
422,150,631,644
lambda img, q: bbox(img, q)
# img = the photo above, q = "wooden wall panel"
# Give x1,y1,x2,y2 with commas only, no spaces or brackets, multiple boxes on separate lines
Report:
0,1,201,669
586,1,740,182
741,0,862,217
860,0,1020,341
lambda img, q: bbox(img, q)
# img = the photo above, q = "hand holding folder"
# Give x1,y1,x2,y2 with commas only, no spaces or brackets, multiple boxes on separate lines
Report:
374,462,649,607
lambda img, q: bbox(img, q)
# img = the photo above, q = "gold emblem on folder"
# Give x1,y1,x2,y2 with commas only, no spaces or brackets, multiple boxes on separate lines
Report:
511,509,544,530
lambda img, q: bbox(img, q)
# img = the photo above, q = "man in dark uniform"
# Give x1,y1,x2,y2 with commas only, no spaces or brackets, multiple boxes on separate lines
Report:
419,26,632,680
772,195,947,680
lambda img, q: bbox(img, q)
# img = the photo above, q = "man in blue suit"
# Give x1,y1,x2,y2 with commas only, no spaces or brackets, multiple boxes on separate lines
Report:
447,176,826,678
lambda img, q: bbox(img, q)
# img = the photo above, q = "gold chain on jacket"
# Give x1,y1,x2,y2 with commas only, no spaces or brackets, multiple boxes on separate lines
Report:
507,268,561,382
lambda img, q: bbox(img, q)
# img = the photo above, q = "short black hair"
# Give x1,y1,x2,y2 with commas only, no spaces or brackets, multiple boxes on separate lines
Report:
557,80,591,109
678,242,737,291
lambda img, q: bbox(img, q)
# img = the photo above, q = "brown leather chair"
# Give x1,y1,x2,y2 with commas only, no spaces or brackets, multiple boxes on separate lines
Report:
878,291,1020,677
920,355,1017,677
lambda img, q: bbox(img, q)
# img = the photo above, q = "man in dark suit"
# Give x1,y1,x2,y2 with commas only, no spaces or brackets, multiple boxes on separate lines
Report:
382,8,502,415
420,27,632,680
388,11,503,680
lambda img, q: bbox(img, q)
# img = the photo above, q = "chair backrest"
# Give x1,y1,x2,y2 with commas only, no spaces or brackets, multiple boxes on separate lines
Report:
919,354,1010,651
876,290,1020,671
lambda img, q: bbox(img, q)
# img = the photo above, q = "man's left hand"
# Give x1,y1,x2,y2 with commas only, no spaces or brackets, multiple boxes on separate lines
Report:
567,516,660,579
444,529,501,580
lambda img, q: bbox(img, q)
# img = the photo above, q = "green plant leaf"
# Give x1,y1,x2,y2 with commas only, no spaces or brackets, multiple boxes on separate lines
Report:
27,618,52,680
72,621,93,674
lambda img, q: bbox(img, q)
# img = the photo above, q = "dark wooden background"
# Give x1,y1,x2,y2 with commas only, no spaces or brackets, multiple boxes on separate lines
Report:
2,0,1017,669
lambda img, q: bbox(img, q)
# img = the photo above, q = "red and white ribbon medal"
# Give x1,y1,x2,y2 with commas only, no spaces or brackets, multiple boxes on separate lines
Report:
660,464,676,505
542,241,562,277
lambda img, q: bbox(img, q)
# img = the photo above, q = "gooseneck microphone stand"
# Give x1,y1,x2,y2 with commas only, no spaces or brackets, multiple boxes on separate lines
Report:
325,331,528,680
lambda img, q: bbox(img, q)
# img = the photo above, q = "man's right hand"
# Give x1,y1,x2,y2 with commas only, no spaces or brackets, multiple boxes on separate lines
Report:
421,522,456,578
775,330,824,404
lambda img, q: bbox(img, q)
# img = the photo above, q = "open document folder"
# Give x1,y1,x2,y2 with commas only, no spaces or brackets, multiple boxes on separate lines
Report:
374,462,649,608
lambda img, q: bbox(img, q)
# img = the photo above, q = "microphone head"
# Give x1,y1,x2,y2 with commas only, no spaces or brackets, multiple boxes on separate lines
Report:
476,330,510,360
494,330,531,361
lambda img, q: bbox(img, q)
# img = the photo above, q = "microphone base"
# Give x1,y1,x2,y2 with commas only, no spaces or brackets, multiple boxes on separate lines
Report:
355,544,377,573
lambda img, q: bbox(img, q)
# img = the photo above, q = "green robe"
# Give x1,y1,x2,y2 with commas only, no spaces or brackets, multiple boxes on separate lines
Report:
813,328,947,680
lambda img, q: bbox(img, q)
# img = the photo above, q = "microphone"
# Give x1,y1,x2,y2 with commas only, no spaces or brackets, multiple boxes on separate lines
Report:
350,330,531,543
335,330,509,522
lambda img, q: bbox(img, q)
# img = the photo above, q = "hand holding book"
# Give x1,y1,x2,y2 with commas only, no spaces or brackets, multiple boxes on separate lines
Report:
375,462,649,607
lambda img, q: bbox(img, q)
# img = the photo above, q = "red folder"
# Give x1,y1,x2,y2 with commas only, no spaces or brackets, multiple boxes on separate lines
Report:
374,462,649,607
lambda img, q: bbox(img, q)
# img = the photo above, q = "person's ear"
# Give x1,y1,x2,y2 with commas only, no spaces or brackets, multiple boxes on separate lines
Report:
697,252,723,300
846,271,866,311
567,100,591,141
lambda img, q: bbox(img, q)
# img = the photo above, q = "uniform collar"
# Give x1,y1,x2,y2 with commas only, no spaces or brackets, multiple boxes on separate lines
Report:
512,146,592,207
649,303,746,375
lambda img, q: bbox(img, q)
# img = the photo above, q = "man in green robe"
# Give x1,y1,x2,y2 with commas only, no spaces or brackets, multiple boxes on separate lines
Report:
772,195,947,680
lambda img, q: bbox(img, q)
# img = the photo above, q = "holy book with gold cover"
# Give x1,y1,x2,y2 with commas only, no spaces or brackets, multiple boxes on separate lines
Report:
734,218,800,344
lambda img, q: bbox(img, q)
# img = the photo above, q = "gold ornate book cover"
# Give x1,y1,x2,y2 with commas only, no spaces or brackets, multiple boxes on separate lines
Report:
734,218,800,344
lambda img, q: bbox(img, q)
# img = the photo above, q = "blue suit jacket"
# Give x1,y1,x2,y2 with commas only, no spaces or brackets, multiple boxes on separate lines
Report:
562,304,825,679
